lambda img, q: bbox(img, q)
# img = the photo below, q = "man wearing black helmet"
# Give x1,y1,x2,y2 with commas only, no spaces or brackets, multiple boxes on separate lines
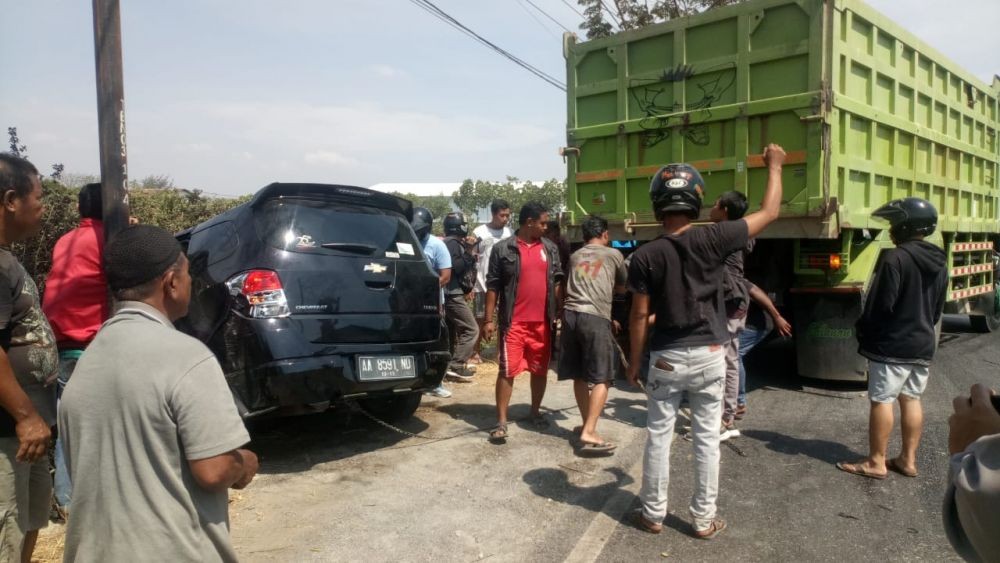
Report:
442,212,480,381
837,198,947,480
412,207,453,398
627,144,785,540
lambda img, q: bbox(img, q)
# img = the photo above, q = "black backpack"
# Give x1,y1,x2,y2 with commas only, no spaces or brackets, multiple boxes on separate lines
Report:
445,237,478,294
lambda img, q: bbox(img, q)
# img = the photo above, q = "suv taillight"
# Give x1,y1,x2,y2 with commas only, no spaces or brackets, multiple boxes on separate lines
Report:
226,270,290,318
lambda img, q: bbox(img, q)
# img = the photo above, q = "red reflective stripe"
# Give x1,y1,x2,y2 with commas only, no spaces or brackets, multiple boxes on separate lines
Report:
953,242,993,252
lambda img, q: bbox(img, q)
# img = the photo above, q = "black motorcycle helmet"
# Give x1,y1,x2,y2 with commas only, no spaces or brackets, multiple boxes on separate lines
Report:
649,163,706,220
411,207,433,241
443,212,469,237
871,197,937,241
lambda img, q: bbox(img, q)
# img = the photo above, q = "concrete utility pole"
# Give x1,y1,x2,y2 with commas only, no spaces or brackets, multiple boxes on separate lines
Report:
92,0,130,240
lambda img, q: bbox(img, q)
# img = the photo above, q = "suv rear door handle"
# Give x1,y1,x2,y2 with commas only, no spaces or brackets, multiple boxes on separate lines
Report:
364,280,392,290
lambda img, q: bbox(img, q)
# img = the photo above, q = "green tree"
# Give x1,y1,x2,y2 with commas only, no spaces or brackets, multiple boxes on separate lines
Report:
578,0,743,39
452,177,566,229
7,127,27,157
130,174,176,191
390,193,453,235
129,188,250,235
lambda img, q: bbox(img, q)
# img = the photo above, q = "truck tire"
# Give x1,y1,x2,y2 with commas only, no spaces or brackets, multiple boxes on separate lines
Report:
358,393,422,422
971,288,1000,332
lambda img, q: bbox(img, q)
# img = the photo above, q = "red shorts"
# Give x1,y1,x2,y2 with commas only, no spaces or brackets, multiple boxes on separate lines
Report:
498,322,551,378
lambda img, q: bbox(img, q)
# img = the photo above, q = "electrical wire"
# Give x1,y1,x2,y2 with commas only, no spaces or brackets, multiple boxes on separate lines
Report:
407,0,566,91
514,0,560,38
599,0,623,29
522,0,573,33
558,0,584,18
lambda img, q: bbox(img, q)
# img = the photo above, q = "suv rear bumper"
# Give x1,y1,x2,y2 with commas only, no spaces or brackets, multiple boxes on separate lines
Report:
233,350,450,416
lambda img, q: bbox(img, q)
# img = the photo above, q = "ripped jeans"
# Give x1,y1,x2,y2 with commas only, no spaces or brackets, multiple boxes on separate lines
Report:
639,345,725,532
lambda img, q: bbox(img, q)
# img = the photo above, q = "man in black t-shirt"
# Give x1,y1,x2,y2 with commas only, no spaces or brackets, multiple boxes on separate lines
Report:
626,145,785,540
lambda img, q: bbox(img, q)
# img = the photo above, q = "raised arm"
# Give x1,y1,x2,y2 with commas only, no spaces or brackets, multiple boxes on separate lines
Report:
743,144,786,238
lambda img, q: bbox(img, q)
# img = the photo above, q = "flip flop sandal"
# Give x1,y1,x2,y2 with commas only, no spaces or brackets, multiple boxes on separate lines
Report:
836,461,888,480
887,458,918,478
578,441,617,455
488,424,508,444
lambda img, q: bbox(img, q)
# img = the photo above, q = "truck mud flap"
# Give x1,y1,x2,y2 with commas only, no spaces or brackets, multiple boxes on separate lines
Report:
792,290,866,382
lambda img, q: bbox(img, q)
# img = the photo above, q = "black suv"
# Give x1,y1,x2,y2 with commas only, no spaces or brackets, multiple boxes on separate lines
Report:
176,183,449,421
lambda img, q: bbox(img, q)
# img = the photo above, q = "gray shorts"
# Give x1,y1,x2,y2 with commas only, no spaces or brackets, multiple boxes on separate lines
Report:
868,361,930,403
0,436,51,557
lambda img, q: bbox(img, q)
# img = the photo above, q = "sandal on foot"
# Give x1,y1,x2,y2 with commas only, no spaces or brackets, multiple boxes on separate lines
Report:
632,511,662,534
577,441,617,454
836,461,887,480
887,458,918,478
529,414,549,429
693,518,727,540
488,424,508,443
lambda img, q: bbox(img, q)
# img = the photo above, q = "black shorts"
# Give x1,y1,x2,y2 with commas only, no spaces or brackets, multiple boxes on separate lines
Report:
557,310,617,385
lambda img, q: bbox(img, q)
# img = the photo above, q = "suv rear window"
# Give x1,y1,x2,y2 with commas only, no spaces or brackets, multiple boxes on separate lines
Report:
254,199,423,259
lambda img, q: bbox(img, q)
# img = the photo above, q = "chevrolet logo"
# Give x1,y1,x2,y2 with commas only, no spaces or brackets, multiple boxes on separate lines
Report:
363,263,388,274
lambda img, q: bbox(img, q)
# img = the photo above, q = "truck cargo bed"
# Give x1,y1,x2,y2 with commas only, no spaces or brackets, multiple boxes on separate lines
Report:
564,0,1000,240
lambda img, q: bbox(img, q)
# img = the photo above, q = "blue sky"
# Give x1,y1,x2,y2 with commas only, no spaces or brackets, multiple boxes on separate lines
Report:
2,0,997,196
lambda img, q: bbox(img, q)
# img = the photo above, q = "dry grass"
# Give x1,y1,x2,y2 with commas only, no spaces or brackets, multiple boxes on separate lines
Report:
32,523,65,563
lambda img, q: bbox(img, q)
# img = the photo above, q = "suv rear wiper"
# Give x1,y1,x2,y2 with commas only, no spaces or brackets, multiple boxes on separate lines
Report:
320,242,378,254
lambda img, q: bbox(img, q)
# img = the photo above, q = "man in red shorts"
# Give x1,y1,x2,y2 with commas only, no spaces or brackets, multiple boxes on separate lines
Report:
483,202,564,443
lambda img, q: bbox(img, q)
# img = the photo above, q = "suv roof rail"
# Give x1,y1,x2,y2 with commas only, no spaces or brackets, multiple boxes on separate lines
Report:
250,183,414,221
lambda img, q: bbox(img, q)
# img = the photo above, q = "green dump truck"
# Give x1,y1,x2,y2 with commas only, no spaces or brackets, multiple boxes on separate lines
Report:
561,0,1000,380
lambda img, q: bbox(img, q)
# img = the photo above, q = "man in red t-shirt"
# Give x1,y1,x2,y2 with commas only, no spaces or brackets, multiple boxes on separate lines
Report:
483,202,564,443
42,182,110,515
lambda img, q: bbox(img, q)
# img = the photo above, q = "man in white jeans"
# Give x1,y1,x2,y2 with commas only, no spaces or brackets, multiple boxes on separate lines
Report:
626,145,785,539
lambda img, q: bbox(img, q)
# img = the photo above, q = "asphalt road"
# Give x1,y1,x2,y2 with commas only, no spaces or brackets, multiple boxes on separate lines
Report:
229,315,998,562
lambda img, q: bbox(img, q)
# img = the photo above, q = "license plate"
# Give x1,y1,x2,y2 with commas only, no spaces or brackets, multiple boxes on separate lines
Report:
356,355,416,381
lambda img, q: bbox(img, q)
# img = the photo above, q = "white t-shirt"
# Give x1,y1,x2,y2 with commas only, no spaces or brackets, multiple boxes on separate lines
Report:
473,223,513,293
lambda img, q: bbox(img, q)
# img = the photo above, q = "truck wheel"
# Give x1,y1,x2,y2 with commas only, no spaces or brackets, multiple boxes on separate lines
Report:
970,286,1000,333
358,393,422,422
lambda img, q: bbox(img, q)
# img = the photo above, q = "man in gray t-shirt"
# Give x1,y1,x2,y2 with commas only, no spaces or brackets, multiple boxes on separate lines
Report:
60,226,258,563
558,216,627,454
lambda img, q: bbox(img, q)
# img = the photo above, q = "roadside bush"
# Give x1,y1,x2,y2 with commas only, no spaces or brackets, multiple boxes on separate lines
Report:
13,180,249,293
